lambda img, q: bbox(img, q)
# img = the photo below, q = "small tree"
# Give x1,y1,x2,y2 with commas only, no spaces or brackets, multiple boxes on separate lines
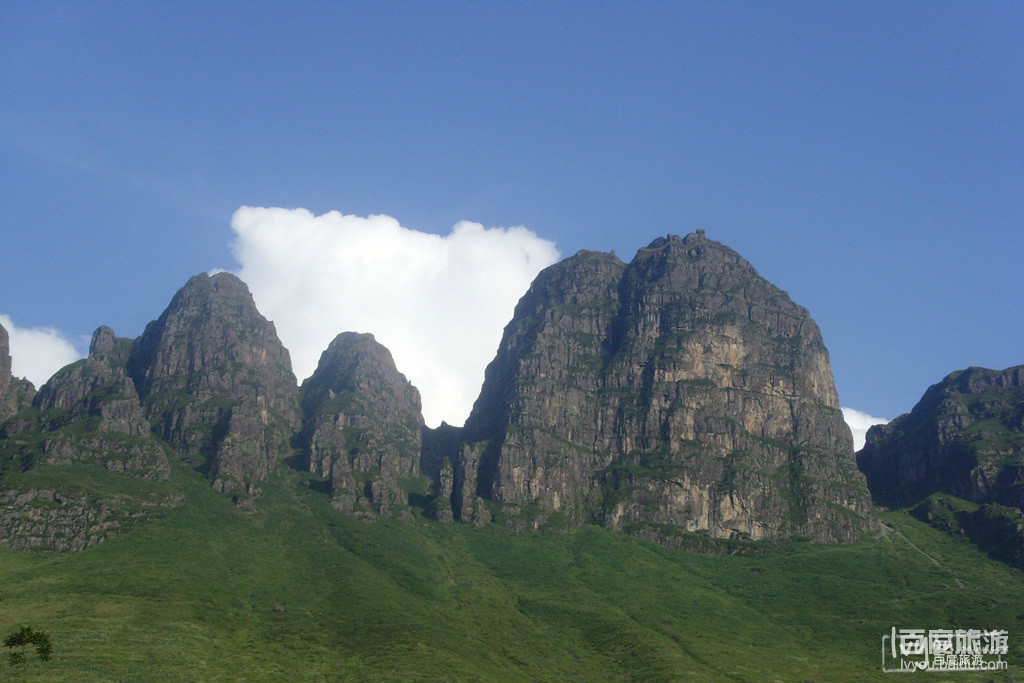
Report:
4,626,52,667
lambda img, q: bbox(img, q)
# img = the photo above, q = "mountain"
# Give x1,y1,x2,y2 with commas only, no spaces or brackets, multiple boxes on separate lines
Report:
454,232,873,544
3,242,1024,680
859,364,1024,507
0,325,177,551
0,273,302,549
2,234,875,551
127,272,301,496
0,233,875,554
298,331,425,520
858,364,1024,567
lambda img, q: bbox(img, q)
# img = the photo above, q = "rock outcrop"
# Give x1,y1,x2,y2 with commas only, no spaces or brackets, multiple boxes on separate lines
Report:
1,326,170,480
0,321,35,423
298,332,424,519
128,273,301,493
458,232,873,542
858,365,1024,508
857,364,1024,568
2,236,878,551
34,327,148,435
0,273,299,551
0,487,183,552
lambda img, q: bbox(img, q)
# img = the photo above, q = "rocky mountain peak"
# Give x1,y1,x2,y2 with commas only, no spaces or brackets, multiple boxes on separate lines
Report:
456,231,870,542
944,365,1023,395
2,236,877,549
858,363,1024,568
89,325,118,357
642,229,706,251
34,327,138,420
3,325,169,480
299,331,424,519
309,332,409,394
859,363,1024,509
128,271,300,492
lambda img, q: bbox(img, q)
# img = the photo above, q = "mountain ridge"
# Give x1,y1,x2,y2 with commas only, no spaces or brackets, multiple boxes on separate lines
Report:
0,232,886,551
2,233,1023,680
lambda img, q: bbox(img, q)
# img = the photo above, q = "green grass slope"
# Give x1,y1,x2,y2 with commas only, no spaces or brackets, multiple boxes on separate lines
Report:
1,461,1021,682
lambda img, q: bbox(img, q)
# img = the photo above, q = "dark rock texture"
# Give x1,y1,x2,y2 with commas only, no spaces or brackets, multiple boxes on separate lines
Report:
460,232,872,542
858,365,1024,508
298,332,423,519
128,273,301,492
422,423,493,524
0,272,300,551
0,321,36,423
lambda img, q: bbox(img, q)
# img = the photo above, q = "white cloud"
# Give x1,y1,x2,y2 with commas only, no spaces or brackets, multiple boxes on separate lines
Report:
0,314,84,388
841,407,889,452
230,206,559,428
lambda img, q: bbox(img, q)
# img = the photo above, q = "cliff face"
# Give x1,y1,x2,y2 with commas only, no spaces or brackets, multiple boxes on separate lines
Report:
0,322,35,423
462,248,626,530
858,365,1024,508
128,273,300,492
28,326,170,478
35,327,150,437
461,232,872,542
860,364,1024,569
0,326,170,480
0,325,178,551
298,332,424,519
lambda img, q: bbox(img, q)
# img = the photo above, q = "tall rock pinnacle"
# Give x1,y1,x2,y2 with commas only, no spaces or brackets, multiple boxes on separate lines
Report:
0,321,35,423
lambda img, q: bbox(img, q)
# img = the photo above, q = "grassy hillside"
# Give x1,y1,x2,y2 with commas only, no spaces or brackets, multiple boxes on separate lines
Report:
0,461,1021,682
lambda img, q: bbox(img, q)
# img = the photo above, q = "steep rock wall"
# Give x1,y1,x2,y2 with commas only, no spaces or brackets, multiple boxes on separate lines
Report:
462,232,873,542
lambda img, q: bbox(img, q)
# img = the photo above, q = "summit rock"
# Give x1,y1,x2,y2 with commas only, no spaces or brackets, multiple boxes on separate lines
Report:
858,364,1024,508
14,325,171,479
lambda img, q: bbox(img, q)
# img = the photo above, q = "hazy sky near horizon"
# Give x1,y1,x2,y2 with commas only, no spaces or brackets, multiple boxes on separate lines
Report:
2,3,1021,437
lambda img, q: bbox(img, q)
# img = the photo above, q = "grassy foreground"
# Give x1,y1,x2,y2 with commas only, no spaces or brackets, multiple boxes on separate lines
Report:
0,463,1021,682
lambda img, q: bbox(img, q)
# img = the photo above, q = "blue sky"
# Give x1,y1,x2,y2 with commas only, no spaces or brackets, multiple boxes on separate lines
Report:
2,2,1022,433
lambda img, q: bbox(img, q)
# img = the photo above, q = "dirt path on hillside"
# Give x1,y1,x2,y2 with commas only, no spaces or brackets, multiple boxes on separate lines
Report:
877,523,965,588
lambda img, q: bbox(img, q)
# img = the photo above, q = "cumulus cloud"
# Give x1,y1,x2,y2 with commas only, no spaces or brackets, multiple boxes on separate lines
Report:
841,407,889,451
230,207,559,428
0,314,84,388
